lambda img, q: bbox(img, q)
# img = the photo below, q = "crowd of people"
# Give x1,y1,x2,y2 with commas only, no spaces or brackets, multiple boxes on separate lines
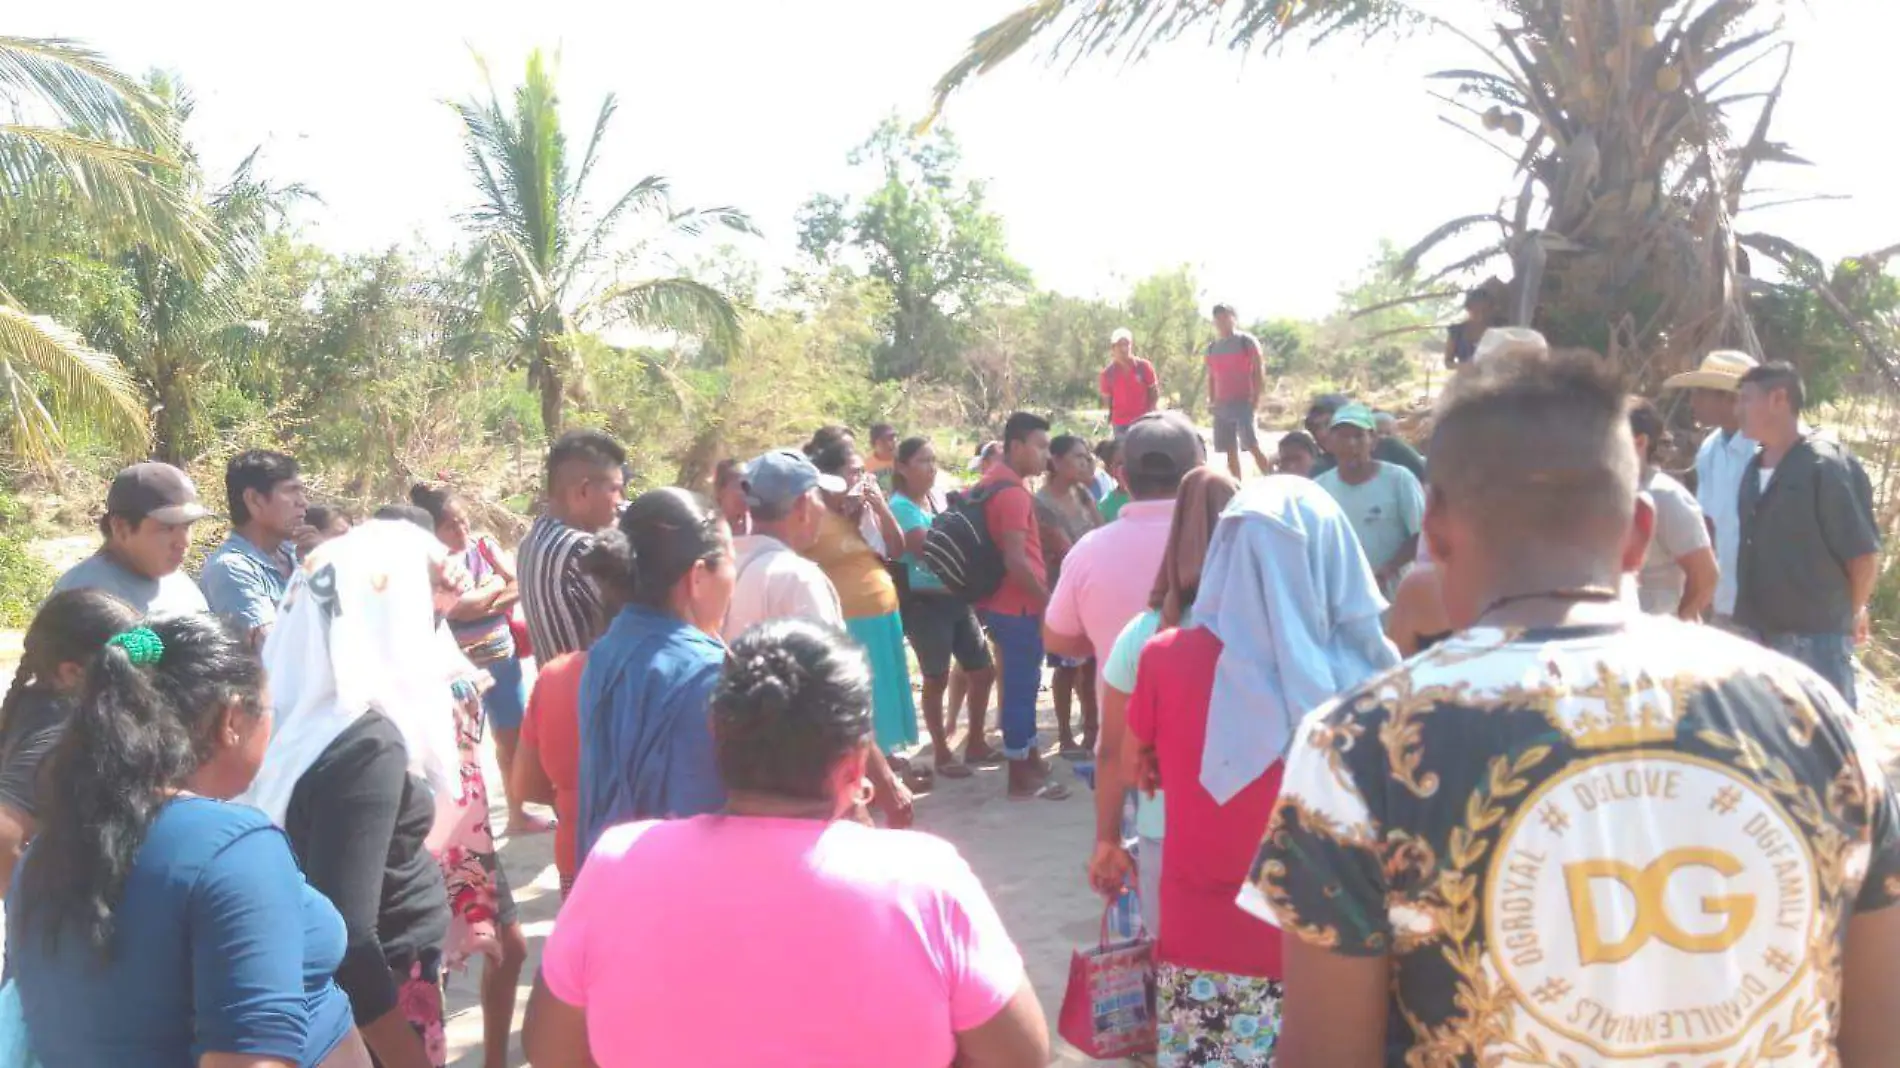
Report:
0,301,1893,1068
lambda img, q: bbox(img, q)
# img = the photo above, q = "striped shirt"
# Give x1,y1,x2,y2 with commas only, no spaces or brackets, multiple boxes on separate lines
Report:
518,513,603,662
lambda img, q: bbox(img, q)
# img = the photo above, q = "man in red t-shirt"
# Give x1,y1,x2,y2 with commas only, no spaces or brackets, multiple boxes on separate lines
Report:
978,411,1069,800
1099,327,1159,436
1205,303,1272,480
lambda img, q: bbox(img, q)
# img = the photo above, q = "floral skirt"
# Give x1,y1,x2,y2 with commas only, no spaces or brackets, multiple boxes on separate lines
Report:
435,679,516,970
396,951,448,1068
1157,963,1283,1067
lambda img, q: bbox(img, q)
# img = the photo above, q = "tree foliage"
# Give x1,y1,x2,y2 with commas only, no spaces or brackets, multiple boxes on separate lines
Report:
798,118,1028,381
930,0,1880,390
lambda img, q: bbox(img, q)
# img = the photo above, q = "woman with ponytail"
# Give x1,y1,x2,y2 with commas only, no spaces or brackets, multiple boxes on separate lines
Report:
0,589,137,895
573,488,736,863
7,612,367,1067
526,619,1049,1068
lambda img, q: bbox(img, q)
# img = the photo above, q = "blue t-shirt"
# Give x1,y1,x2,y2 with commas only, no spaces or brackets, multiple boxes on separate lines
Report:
576,605,728,863
8,797,353,1067
888,495,945,593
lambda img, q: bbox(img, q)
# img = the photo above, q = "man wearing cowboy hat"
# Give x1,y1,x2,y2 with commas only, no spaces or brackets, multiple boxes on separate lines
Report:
1663,349,1758,628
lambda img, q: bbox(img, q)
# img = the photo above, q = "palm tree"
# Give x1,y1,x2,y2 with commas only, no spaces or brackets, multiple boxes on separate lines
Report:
81,75,300,465
451,50,757,435
930,1,1898,388
0,36,212,464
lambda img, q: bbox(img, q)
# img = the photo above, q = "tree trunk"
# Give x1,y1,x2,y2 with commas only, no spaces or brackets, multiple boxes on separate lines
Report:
537,336,565,437
150,348,192,466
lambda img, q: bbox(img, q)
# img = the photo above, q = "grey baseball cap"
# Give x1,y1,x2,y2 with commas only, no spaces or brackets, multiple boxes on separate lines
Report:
1122,411,1204,479
743,449,846,510
105,462,214,524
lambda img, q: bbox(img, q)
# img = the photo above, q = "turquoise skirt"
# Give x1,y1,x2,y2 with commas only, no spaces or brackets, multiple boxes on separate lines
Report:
846,612,919,754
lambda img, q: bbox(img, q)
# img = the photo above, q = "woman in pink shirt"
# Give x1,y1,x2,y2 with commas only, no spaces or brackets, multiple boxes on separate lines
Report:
522,618,1049,1068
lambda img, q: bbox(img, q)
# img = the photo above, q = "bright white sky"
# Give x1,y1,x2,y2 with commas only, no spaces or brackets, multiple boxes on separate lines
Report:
17,2,1900,319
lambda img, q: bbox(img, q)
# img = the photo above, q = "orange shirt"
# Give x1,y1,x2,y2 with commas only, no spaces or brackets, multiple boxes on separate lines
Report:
522,652,584,885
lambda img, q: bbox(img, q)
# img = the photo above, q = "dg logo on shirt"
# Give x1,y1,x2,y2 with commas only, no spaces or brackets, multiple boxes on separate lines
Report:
1483,752,1821,1060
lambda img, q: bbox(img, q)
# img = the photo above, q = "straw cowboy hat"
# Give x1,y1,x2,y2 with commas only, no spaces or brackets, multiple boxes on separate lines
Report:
1663,349,1758,392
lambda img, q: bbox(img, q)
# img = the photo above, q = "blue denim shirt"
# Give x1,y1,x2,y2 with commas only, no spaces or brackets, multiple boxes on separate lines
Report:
200,532,297,634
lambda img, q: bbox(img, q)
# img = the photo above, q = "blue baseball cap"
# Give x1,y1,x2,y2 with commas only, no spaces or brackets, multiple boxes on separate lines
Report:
742,449,846,510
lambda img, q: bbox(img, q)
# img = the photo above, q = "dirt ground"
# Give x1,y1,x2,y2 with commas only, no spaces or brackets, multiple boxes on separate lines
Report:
442,665,1900,1068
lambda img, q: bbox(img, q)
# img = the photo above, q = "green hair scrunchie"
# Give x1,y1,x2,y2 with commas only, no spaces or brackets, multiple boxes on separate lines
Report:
107,626,165,666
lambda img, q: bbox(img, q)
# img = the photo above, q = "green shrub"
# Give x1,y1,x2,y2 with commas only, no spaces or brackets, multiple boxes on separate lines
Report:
0,493,51,628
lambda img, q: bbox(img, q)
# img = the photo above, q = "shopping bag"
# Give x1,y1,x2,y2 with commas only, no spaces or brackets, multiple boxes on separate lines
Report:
0,982,42,1068
1057,891,1157,1059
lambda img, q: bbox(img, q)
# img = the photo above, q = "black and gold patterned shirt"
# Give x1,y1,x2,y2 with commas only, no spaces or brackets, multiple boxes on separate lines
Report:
1243,616,1900,1066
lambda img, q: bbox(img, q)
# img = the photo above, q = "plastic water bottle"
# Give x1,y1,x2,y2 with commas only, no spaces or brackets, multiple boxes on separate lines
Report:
1108,886,1138,942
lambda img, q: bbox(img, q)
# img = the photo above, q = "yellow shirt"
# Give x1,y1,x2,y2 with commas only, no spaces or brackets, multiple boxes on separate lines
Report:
802,510,897,619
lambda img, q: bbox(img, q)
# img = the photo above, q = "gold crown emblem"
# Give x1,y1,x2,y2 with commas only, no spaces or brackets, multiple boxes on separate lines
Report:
1559,665,1681,750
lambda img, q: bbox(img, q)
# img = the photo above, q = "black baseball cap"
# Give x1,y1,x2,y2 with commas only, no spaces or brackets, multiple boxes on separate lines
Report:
1122,411,1204,479
105,462,214,524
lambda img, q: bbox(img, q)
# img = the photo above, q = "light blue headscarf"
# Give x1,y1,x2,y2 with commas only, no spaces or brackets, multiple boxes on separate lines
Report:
1195,477,1400,803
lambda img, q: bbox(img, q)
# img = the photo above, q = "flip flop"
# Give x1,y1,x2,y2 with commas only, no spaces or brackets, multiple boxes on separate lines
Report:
1008,779,1071,801
934,760,975,779
901,765,935,793
964,747,1006,768
1059,745,1093,762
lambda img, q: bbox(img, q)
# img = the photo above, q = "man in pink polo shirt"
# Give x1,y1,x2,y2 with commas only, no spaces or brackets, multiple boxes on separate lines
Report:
1045,410,1204,897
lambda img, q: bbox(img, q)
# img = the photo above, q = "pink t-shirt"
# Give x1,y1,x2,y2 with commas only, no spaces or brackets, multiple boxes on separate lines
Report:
541,815,1026,1067
1044,498,1175,699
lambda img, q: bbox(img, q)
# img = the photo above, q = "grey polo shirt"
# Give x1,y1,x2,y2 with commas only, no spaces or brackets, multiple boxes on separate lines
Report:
1734,437,1880,635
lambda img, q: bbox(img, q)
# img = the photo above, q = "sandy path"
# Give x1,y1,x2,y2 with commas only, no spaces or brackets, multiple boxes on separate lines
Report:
444,698,1117,1068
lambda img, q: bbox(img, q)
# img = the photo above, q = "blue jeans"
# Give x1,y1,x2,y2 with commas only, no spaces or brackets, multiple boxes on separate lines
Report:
983,610,1043,759
1758,631,1857,709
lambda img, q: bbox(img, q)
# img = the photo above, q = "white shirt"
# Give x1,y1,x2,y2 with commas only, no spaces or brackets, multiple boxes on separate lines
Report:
1693,426,1758,616
723,534,845,642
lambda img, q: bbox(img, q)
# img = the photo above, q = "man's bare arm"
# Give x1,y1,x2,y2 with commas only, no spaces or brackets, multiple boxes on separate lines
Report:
1275,940,1389,1068
995,529,1047,607
1840,905,1900,1066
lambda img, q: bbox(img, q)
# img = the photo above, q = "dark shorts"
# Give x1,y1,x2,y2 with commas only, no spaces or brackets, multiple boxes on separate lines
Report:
902,594,994,677
1212,399,1259,453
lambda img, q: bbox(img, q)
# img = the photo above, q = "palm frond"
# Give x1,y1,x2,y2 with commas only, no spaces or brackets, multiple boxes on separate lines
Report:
571,93,619,207
1397,213,1509,275
666,205,760,241
927,0,1408,123
584,276,742,352
0,36,174,152
0,123,213,271
559,174,672,294
0,303,149,466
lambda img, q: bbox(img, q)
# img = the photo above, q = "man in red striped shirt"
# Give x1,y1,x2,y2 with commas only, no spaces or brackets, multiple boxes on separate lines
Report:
1099,327,1159,436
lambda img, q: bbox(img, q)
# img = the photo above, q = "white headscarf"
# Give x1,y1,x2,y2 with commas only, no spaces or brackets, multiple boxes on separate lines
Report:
1195,477,1401,803
240,519,465,827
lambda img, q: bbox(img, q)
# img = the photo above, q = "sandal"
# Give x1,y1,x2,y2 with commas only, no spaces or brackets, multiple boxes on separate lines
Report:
963,745,1005,768
901,765,935,793
934,760,975,779
1010,779,1072,801
1058,744,1093,762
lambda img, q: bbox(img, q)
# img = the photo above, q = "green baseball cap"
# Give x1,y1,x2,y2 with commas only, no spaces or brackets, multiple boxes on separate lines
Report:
1329,403,1378,432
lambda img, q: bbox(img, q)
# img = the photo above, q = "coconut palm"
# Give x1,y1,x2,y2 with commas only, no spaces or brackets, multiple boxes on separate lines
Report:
77,75,301,465
0,36,212,464
931,0,1897,387
452,50,757,435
